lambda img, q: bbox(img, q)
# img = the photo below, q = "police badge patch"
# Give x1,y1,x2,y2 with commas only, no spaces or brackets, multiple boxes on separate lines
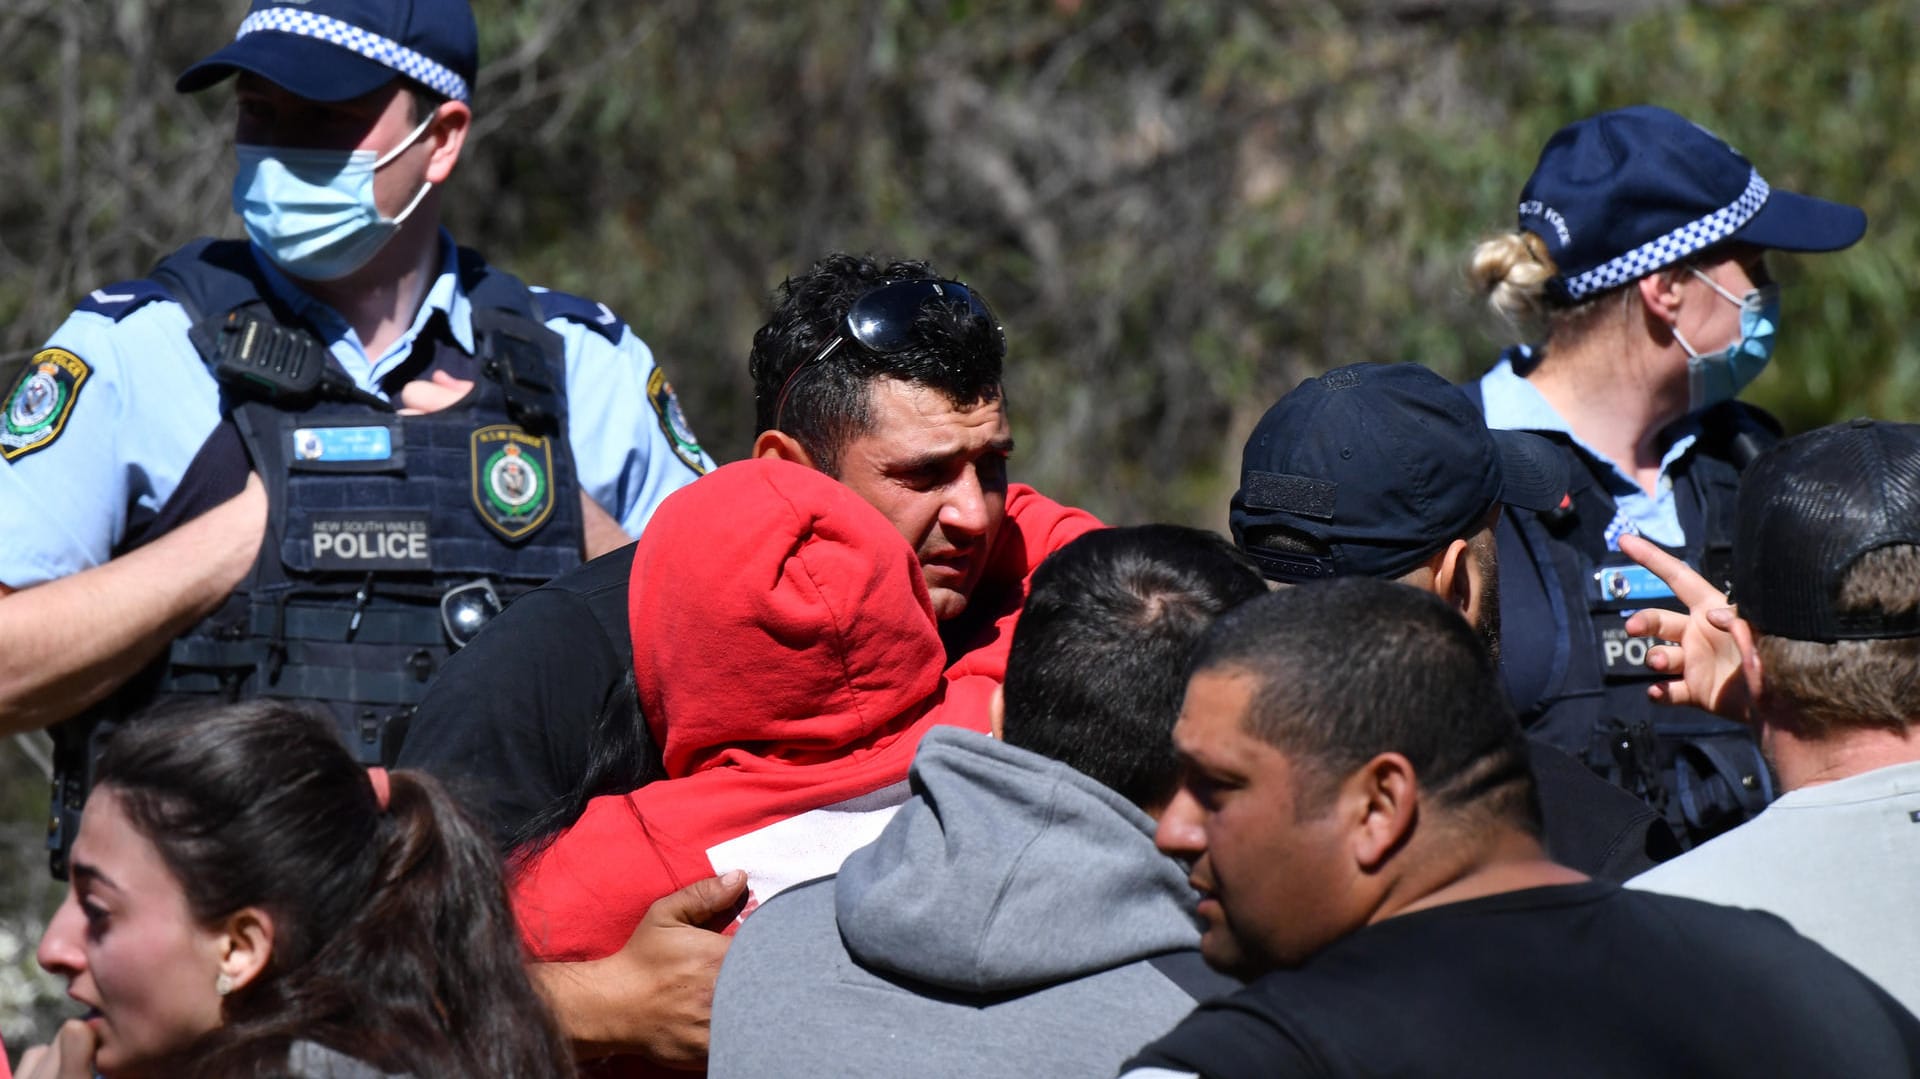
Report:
471,425,557,540
648,368,708,474
1,348,90,461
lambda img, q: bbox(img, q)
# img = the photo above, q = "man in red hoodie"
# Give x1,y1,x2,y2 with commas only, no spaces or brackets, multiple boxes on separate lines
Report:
396,253,1099,1068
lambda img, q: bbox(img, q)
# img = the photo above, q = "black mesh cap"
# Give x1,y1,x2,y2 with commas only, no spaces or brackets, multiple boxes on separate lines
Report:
1734,419,1920,643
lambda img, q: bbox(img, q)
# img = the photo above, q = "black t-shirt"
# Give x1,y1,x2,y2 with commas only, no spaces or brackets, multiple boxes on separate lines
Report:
1123,882,1920,1078
394,543,638,843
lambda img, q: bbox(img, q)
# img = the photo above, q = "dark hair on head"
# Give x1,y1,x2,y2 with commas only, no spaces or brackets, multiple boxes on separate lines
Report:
1003,525,1266,809
1189,577,1539,833
94,700,574,1079
748,252,1005,475
403,81,451,124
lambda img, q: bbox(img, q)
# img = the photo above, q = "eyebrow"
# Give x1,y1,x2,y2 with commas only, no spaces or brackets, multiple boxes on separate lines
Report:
887,438,1016,474
71,863,117,892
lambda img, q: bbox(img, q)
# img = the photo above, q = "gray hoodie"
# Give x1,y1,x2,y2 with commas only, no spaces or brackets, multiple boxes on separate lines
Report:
710,726,1233,1078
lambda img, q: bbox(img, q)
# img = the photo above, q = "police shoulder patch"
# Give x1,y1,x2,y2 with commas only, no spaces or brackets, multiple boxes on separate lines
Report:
75,279,174,323
647,367,708,474
2,348,91,461
533,287,626,345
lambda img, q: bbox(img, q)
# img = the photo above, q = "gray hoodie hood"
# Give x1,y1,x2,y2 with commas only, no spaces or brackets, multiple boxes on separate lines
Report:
834,725,1202,994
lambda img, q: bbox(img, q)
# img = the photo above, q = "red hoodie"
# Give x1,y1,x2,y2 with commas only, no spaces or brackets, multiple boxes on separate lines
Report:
512,460,1098,962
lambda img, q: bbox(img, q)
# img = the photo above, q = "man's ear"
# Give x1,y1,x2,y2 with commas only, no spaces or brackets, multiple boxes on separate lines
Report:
988,684,1005,740
753,430,814,467
424,100,472,185
1345,752,1418,872
1732,616,1767,716
217,906,275,995
1429,539,1473,620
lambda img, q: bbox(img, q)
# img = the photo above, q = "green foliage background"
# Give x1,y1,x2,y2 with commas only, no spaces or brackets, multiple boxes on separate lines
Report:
2,0,1915,1050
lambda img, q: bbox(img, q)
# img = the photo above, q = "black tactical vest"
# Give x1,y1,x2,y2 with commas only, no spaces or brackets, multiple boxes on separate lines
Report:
47,239,585,875
1464,361,1779,849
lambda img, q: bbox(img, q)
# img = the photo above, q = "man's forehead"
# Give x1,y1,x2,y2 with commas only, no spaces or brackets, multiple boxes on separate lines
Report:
857,379,1010,446
1174,669,1262,753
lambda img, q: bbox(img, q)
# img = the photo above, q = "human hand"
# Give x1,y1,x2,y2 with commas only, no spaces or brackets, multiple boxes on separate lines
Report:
397,369,475,415
1618,534,1753,719
16,1018,97,1079
537,870,747,1068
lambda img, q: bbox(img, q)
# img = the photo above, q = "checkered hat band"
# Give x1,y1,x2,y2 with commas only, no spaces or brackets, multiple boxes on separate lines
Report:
236,9,470,102
1560,169,1770,301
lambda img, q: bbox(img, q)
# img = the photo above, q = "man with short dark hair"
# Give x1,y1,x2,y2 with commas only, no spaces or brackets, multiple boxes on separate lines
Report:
395,252,1098,1068
1122,578,1920,1078
708,526,1261,1078
1624,419,1920,1013
1229,361,1677,878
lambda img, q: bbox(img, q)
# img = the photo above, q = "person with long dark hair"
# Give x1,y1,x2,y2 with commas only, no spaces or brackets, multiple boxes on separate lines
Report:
26,700,575,1079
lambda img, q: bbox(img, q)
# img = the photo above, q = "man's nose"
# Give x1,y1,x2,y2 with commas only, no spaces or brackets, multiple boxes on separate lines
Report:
1155,788,1207,858
939,467,991,541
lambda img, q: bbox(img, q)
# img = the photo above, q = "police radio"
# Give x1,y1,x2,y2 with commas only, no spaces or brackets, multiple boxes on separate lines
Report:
192,310,392,411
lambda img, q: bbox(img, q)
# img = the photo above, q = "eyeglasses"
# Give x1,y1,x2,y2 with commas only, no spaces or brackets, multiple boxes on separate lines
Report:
772,279,1002,429
440,578,503,649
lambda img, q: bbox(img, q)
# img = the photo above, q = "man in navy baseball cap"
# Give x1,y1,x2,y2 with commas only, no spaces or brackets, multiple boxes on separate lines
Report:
1229,362,1679,882
1231,362,1567,602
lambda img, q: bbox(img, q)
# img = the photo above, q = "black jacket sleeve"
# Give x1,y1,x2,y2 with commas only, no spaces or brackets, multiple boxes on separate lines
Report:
394,546,636,843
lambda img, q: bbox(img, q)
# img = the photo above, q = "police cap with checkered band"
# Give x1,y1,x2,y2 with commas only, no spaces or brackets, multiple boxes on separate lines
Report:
1517,105,1865,304
176,0,477,105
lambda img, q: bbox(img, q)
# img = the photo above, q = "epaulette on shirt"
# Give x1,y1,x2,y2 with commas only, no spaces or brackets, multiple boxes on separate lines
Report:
530,287,627,345
75,279,175,322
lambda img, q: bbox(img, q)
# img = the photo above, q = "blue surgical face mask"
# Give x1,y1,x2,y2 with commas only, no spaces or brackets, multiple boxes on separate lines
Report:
232,113,437,282
1672,267,1780,413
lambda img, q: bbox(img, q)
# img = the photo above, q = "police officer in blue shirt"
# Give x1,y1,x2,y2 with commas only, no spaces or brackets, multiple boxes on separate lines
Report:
0,0,713,876
1462,106,1866,845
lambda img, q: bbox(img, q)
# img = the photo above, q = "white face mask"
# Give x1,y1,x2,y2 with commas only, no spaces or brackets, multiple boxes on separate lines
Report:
231,113,436,282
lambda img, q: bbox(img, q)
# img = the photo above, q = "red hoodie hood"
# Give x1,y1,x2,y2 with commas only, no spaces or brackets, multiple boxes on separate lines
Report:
511,462,1098,981
630,458,947,779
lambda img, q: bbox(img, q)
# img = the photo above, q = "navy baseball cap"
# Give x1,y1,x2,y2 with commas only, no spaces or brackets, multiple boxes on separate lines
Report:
1735,419,1920,643
1230,363,1567,584
176,0,477,104
1518,105,1865,303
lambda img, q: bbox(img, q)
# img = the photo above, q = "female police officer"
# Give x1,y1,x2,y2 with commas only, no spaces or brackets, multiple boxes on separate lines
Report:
1464,105,1865,844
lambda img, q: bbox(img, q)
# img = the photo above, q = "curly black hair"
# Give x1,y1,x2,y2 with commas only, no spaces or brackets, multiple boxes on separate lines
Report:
748,253,1005,474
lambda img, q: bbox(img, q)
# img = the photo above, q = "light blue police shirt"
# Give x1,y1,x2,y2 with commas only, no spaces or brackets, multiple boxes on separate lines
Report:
0,233,712,588
1479,348,1695,549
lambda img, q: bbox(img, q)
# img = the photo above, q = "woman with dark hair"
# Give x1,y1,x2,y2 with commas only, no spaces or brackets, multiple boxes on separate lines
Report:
25,700,575,1079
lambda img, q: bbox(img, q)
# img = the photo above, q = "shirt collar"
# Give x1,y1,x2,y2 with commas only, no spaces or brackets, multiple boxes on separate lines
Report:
247,229,477,358
1480,347,1698,492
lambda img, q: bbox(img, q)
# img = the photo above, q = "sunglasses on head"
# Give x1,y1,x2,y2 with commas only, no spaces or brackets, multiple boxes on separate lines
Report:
772,278,1002,429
